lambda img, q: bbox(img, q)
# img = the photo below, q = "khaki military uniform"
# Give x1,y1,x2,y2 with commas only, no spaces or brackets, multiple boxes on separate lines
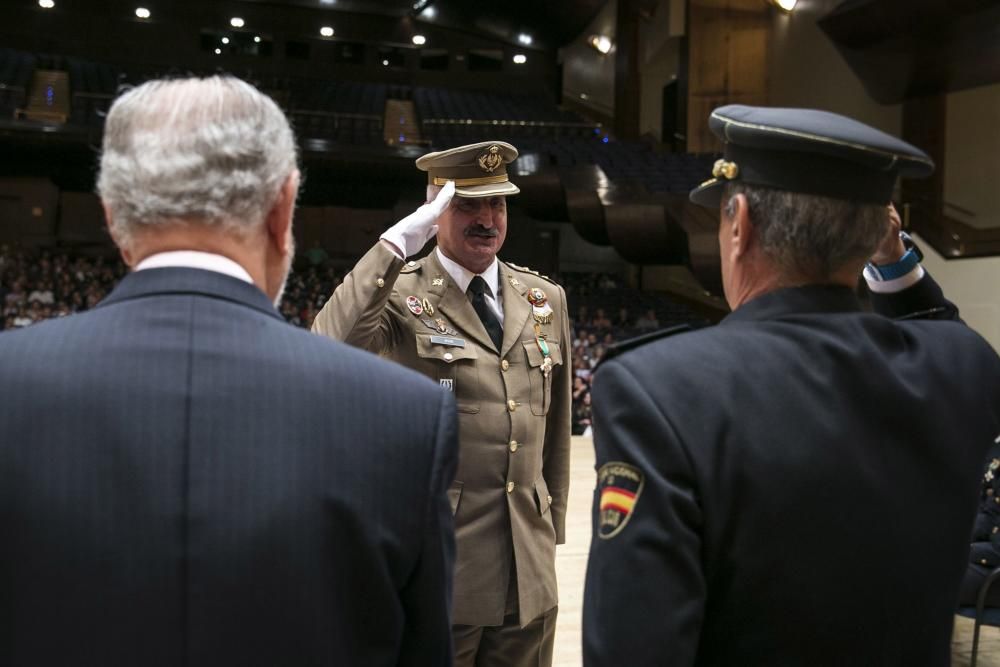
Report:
312,242,571,628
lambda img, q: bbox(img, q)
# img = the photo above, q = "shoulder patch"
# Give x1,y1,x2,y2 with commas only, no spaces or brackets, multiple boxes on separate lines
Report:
597,462,644,539
597,324,694,368
399,259,423,274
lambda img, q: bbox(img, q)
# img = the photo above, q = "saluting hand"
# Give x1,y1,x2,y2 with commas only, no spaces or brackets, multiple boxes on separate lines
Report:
869,203,907,266
380,180,455,259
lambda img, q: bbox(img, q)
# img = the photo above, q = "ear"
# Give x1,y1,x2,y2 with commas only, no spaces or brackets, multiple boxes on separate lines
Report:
726,193,754,261
266,171,299,253
102,202,134,267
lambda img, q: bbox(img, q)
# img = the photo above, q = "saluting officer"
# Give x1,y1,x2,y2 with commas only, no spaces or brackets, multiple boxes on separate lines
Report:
313,141,570,667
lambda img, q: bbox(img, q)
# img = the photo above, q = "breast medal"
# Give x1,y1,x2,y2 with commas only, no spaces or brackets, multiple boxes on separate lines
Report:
527,287,554,325
405,295,423,316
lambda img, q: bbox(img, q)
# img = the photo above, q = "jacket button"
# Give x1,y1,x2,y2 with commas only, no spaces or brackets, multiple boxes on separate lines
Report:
547,495,553,504
375,278,385,288
994,527,998,534
506,481,515,493
509,440,518,452
407,261,417,267
443,352,453,361
507,399,517,412
501,359,510,371
983,559,989,565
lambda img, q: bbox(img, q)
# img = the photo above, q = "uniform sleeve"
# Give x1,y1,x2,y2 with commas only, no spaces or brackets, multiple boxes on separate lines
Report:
583,359,705,667
397,389,459,667
543,283,572,544
867,270,960,321
311,242,406,351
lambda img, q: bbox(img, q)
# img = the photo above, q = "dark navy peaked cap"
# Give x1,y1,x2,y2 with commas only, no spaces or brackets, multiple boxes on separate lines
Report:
689,105,935,209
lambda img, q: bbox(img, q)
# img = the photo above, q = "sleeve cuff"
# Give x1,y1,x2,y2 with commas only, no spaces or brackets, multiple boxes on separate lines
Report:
864,264,925,294
378,234,406,260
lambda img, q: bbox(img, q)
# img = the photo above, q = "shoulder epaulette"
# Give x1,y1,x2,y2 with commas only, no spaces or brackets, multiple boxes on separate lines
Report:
506,262,555,284
399,259,424,274
597,324,694,368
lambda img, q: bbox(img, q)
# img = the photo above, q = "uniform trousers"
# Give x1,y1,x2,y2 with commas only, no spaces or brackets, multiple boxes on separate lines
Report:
452,559,557,667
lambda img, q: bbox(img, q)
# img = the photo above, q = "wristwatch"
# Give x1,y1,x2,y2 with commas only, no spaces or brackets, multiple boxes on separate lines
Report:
867,231,923,281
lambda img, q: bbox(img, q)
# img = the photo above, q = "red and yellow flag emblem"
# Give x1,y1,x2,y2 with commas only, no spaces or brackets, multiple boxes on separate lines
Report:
597,462,644,539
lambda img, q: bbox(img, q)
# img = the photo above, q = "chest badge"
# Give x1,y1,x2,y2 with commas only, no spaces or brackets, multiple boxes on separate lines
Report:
405,295,423,316
527,287,554,325
422,298,435,317
432,278,445,287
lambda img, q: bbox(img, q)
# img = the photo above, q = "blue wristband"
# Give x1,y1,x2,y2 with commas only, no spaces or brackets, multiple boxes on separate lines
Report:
868,248,921,281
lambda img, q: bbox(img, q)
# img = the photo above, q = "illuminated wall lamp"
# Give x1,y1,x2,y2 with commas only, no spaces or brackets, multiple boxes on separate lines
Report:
588,35,613,55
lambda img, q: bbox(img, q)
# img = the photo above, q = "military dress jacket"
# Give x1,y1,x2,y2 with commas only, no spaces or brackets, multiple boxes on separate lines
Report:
583,282,1000,666
313,242,571,627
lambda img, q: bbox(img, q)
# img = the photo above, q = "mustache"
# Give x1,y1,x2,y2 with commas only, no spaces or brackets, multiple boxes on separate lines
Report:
465,226,499,238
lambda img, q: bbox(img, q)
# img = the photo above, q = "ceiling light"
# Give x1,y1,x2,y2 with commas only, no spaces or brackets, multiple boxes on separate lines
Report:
230,17,244,28
221,37,230,44
319,0,336,4
589,35,613,54
517,33,533,46
772,0,798,9
254,35,261,43
38,0,55,8
412,34,426,45
214,48,222,55
135,7,150,18
320,26,334,37
513,54,527,64
382,59,390,66
422,6,436,18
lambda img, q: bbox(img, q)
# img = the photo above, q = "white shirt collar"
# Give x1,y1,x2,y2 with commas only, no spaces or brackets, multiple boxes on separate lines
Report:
134,251,254,284
435,247,499,298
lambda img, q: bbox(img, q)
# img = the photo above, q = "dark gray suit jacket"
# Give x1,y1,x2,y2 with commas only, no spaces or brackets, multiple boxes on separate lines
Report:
0,267,458,667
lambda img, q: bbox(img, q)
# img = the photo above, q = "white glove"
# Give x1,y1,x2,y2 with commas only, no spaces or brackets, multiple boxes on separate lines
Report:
380,180,455,259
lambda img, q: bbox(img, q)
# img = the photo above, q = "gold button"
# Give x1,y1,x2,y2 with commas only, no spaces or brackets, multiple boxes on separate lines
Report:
506,481,515,493
509,440,518,452
376,278,385,288
547,495,552,504
507,399,517,412
501,359,510,371
983,559,989,565
443,352,453,361
407,261,417,267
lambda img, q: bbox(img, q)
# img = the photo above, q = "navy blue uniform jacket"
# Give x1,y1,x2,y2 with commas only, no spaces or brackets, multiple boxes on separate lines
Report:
584,277,1000,666
0,267,458,667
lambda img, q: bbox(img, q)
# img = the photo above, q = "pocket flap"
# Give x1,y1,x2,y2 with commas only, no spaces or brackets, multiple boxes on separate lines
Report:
534,477,552,516
521,340,563,368
417,335,479,363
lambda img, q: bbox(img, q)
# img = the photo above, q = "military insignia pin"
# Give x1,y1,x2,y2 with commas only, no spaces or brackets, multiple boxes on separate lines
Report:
527,287,554,324
597,462,644,539
406,295,423,316
432,278,445,286
478,144,503,173
422,298,435,317
439,378,454,392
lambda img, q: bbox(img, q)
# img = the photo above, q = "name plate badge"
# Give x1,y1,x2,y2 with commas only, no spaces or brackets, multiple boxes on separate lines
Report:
430,335,466,348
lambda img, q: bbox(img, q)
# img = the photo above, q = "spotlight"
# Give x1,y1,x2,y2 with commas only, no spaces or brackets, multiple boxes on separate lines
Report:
772,0,798,9
254,35,261,43
412,34,426,45
512,54,527,64
230,17,244,28
382,59,389,66
589,35,613,54
320,26,334,37
135,7,150,18
221,37,230,44
38,0,55,8
517,33,533,46
214,48,222,55
422,6,436,18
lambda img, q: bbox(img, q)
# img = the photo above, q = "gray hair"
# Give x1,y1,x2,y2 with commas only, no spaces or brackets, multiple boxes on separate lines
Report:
722,182,886,281
97,76,298,246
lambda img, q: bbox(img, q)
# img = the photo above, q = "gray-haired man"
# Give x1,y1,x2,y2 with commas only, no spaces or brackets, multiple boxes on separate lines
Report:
0,76,459,666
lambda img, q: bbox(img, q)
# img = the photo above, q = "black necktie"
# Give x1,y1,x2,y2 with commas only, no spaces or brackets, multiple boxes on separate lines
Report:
467,276,503,351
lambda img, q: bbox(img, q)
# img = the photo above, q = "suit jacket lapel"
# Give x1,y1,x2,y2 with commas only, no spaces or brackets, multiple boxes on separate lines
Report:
426,251,497,352
499,263,532,358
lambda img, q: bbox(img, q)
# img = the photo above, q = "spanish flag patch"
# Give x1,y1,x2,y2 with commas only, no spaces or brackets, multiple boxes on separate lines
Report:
597,461,644,539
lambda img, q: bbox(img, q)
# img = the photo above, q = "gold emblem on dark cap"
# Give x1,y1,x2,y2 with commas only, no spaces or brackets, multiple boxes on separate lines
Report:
712,159,739,180
478,145,503,174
